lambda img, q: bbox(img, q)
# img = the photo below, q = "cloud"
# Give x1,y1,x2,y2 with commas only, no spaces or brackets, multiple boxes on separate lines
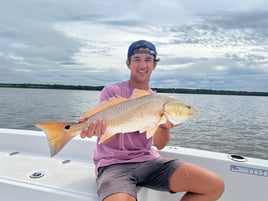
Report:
0,0,267,92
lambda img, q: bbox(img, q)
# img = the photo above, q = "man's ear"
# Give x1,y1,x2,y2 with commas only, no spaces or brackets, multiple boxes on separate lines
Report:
126,59,131,69
153,61,157,69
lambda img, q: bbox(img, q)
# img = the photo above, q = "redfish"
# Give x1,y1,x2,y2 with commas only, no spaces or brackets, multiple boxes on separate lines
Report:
36,89,197,156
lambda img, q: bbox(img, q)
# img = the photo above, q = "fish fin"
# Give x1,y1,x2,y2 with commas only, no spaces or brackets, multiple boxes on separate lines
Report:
138,122,159,139
83,89,152,119
145,125,159,139
158,115,168,126
144,116,168,138
130,89,152,99
83,97,128,118
36,122,76,156
98,131,115,144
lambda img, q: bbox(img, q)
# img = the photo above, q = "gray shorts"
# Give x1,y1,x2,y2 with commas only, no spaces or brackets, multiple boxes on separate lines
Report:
96,157,183,201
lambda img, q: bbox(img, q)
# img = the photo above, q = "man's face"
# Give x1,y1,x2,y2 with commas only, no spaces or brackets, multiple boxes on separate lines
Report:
127,49,157,83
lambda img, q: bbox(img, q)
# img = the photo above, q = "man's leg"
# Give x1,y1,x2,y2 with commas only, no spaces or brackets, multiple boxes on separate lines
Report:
169,162,225,201
104,193,136,201
97,164,138,201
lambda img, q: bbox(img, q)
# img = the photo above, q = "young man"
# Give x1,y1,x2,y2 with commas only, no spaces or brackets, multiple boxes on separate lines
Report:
80,40,224,201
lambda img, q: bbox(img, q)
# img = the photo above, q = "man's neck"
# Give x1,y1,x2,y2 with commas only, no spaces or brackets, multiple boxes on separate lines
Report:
128,80,149,90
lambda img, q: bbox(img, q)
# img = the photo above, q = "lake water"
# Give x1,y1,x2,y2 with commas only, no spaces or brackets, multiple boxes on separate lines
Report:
0,87,267,160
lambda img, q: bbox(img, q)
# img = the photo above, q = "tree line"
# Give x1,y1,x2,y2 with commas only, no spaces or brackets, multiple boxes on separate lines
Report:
0,83,267,96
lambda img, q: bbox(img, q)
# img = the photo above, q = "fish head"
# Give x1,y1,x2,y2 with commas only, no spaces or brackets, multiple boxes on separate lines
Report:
163,100,197,125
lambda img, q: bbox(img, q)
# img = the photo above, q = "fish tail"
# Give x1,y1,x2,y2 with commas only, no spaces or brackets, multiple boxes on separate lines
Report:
36,122,76,157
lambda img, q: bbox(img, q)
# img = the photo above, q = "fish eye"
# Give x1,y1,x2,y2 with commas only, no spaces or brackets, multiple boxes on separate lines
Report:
64,125,71,130
186,105,191,109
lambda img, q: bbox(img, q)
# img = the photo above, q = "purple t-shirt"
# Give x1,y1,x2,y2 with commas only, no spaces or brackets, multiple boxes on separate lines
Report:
93,81,160,174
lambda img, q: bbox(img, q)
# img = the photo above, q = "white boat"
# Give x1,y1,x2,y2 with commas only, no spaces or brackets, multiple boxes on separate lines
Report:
0,128,268,201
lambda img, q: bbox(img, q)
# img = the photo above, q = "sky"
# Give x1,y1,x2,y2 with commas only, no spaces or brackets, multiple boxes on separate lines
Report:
0,0,268,92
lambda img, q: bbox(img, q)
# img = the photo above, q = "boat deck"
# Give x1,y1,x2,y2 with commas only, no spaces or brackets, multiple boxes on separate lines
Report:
0,151,98,201
1,128,268,201
0,145,180,201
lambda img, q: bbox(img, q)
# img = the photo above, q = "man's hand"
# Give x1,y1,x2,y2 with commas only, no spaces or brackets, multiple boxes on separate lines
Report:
159,121,174,129
78,117,107,138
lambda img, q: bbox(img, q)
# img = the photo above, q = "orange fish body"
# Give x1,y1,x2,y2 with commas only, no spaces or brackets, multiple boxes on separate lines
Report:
36,89,197,156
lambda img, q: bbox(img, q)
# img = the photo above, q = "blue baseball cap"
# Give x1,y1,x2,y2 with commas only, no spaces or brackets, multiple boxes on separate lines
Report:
127,40,159,61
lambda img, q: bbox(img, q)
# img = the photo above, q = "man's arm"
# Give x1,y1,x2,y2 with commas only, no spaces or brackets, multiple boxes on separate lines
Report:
153,121,173,150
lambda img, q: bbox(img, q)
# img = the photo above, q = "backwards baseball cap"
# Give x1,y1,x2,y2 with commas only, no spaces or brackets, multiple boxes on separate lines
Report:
127,40,160,61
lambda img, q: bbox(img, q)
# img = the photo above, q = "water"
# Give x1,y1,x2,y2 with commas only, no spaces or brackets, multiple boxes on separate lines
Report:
0,88,267,160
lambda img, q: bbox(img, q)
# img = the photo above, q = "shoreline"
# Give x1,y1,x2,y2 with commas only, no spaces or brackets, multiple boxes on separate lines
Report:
0,83,267,96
